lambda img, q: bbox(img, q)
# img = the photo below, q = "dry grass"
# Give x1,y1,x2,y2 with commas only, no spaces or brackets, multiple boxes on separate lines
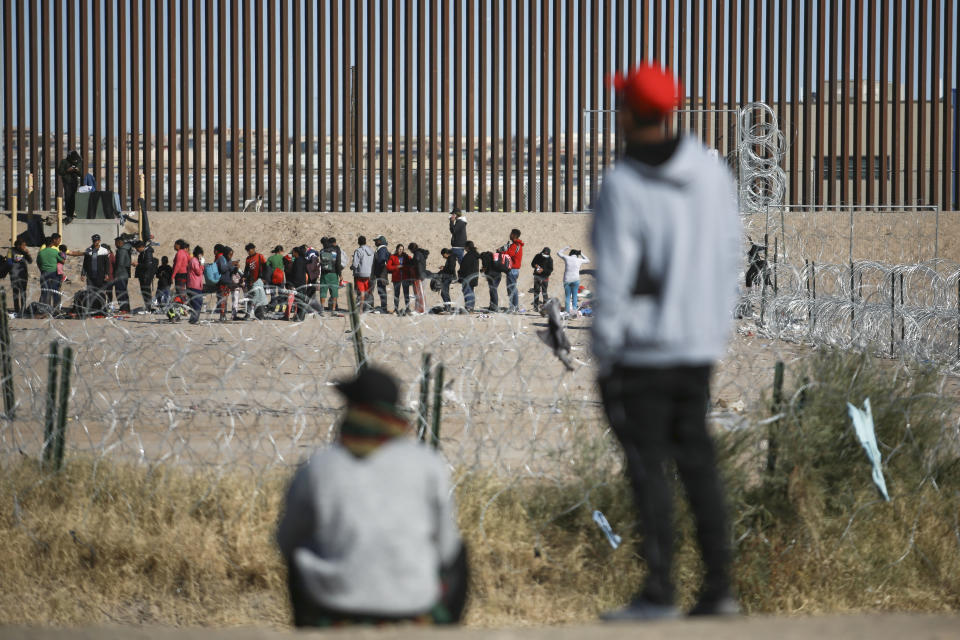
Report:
2,349,959,627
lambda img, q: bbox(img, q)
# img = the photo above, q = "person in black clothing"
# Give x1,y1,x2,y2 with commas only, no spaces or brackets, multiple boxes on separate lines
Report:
457,241,480,312
7,238,32,315
531,247,554,312
155,256,173,308
57,150,82,218
328,237,344,281
437,248,458,312
479,250,501,312
407,242,430,314
288,245,309,321
449,209,467,263
113,236,134,312
372,236,390,313
81,234,111,310
134,241,158,311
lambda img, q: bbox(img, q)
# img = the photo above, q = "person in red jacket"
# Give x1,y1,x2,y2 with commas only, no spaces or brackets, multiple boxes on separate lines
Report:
171,239,191,299
385,244,412,315
504,229,524,312
244,242,268,286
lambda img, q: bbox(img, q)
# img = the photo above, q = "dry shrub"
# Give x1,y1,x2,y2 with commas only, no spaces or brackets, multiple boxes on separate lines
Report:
725,348,960,613
0,459,290,627
1,349,958,627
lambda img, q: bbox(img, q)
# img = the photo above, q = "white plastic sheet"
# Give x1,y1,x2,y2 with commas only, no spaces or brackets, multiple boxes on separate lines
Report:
846,398,891,501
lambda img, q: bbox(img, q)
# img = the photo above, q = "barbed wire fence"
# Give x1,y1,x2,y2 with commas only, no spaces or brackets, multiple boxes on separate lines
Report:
0,101,956,616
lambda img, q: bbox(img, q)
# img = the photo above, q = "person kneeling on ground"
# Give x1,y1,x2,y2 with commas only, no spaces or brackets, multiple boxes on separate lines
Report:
277,367,467,628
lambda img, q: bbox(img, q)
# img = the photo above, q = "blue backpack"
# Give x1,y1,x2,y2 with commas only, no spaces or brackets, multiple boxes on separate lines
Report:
204,261,221,287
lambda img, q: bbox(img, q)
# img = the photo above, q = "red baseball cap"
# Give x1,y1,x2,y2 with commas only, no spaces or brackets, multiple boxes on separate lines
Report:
608,63,683,120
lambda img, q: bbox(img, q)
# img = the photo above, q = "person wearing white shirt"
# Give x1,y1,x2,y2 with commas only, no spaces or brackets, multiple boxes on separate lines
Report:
557,246,590,314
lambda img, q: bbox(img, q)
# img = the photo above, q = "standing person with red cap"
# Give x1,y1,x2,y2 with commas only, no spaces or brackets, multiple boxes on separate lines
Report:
592,63,742,620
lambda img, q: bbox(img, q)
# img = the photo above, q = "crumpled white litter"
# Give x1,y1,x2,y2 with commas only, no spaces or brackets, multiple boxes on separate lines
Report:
847,398,890,501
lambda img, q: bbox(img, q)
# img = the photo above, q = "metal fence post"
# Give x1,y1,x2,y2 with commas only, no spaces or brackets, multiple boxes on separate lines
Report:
430,363,444,449
346,283,366,373
767,360,784,474
54,345,74,472
0,289,14,418
418,353,432,441
43,341,59,466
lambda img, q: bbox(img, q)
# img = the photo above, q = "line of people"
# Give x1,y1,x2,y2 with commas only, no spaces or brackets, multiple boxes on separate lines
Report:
3,210,592,320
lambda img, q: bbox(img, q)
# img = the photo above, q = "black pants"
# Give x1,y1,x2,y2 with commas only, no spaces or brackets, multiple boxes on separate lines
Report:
393,281,410,312
486,272,501,310
139,278,154,310
599,365,730,605
532,276,549,308
440,276,452,306
113,278,130,311
10,281,27,314
64,184,77,217
374,276,389,311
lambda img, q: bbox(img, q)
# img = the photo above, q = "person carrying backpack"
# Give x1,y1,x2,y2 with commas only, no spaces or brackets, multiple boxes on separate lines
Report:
318,239,341,313
215,246,241,321
205,245,224,292
351,236,375,311
303,245,321,310
328,237,346,281
266,245,286,290
481,247,511,313
372,236,391,314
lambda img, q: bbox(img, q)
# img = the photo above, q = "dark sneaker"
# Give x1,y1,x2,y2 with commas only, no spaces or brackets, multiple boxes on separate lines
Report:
601,599,680,622
688,595,741,617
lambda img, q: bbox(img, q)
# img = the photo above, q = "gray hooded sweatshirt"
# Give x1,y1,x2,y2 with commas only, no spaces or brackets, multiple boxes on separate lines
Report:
590,136,741,371
351,245,375,278
276,440,462,616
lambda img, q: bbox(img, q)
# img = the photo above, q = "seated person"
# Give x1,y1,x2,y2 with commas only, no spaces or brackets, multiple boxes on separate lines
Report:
277,367,467,627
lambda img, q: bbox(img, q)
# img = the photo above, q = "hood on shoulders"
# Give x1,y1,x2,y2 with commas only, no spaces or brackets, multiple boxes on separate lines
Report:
622,136,707,188
87,246,110,257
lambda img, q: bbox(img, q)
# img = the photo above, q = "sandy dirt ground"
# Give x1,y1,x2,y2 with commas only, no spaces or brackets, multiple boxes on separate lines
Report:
2,614,959,640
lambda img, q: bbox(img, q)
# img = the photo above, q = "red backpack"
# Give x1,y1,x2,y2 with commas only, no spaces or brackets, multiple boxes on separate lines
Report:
271,266,285,285
491,251,512,273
